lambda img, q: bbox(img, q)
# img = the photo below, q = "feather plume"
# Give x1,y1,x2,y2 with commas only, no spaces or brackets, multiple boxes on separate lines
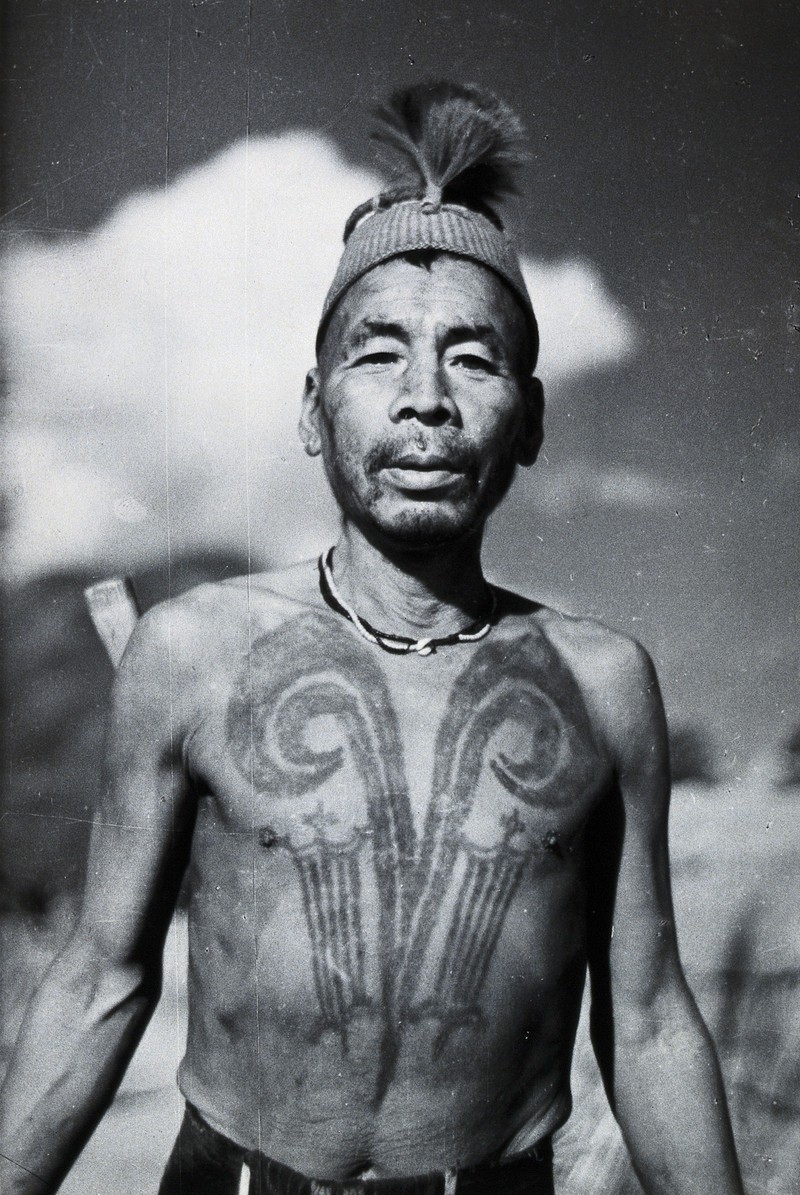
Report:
371,82,527,218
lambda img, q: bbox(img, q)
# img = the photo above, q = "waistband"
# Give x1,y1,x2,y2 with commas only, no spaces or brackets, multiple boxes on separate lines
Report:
171,1104,554,1195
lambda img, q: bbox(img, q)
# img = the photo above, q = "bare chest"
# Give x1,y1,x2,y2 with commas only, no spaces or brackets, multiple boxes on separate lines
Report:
184,610,610,1096
187,611,609,981
192,609,608,854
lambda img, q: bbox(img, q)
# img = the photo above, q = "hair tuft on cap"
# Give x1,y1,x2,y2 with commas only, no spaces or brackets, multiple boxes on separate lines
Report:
371,81,527,222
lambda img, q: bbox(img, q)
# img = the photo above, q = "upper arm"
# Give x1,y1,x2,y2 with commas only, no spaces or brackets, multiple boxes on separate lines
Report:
75,602,199,980
582,637,685,1075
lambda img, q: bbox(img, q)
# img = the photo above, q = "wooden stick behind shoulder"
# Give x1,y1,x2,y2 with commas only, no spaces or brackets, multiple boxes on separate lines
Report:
83,577,141,670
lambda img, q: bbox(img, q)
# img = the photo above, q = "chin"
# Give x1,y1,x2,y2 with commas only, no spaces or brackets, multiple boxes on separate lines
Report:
365,503,486,552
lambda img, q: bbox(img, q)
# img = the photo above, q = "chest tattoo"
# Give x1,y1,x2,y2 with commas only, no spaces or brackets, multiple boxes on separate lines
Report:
226,612,585,1094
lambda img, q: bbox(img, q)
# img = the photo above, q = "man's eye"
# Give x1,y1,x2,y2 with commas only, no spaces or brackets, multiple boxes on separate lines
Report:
355,351,398,366
451,354,496,373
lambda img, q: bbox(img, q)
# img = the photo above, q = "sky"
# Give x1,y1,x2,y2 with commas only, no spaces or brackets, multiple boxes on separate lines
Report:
1,0,798,763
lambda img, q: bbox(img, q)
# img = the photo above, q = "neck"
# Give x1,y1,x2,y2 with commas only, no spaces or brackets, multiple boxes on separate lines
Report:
330,524,490,640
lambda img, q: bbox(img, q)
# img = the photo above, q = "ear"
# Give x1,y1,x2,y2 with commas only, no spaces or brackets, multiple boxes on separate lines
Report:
516,376,545,467
299,368,323,457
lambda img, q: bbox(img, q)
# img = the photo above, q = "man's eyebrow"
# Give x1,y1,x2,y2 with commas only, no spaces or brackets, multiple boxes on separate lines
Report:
438,323,504,352
348,319,410,347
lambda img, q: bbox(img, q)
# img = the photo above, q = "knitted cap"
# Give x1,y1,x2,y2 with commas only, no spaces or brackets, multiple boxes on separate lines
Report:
316,199,538,364
315,82,538,367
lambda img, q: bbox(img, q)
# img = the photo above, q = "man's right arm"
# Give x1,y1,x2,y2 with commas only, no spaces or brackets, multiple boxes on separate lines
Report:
0,603,198,1194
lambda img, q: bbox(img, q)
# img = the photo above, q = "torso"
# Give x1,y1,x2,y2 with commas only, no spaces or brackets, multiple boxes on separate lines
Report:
170,564,615,1177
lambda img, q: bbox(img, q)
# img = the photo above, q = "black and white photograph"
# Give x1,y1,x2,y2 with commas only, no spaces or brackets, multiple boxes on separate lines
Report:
1,3,797,1193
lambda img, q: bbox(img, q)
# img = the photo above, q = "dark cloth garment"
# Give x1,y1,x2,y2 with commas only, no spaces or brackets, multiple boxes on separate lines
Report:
158,1104,555,1195
158,1103,244,1194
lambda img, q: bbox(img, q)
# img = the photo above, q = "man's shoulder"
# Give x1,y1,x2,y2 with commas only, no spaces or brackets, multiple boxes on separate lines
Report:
544,608,651,680
501,590,651,679
120,559,322,673
496,593,669,796
500,591,658,738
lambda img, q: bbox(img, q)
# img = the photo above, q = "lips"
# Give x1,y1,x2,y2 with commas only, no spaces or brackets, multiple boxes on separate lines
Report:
364,438,477,495
388,453,464,471
382,454,468,492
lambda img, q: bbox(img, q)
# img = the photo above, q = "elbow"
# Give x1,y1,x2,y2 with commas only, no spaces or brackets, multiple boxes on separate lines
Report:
91,962,162,1023
56,938,163,1024
626,969,704,1043
611,988,713,1083
592,972,709,1096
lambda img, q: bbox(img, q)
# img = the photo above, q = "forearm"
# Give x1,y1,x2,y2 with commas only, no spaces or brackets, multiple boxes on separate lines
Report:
0,948,158,1194
608,988,743,1195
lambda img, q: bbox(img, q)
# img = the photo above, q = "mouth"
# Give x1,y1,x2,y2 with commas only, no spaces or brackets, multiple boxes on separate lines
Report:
381,454,467,492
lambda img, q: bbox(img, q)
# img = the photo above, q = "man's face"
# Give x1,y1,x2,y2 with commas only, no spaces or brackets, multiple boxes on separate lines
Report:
300,255,543,551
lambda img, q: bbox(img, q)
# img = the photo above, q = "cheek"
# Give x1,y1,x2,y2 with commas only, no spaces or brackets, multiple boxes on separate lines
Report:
318,406,373,488
471,401,526,457
320,382,375,435
319,400,359,452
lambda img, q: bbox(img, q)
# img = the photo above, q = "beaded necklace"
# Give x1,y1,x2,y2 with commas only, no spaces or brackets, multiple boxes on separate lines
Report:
318,548,496,657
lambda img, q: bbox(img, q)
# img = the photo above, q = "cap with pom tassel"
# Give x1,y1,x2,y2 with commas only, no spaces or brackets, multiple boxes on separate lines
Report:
317,82,538,367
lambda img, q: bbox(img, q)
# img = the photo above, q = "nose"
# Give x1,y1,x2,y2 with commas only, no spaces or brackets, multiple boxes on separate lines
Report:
389,351,457,426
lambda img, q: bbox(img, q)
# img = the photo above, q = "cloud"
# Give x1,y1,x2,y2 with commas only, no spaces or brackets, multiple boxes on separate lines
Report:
2,133,639,582
524,259,638,382
593,466,682,508
768,443,800,487
532,462,684,515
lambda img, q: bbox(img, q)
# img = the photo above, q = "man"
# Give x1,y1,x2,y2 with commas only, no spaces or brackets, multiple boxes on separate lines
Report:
0,83,742,1194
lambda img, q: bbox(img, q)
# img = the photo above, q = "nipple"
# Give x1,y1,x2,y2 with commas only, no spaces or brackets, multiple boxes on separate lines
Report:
542,829,564,858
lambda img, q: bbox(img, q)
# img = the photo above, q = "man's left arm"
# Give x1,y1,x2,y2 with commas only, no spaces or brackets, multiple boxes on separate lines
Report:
585,637,743,1194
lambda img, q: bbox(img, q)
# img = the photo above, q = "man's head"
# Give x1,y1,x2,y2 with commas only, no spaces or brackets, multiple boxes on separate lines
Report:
300,251,543,551
299,82,543,552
